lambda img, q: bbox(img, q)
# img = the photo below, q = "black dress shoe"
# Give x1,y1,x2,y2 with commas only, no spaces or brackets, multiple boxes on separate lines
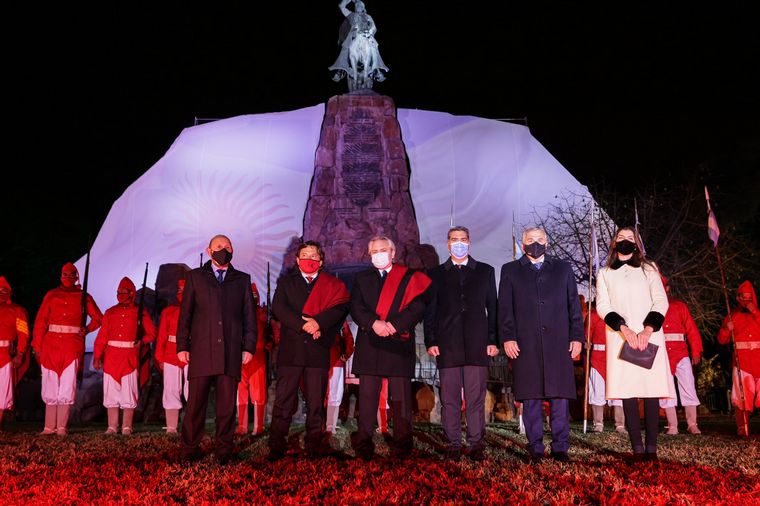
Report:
468,448,486,462
644,452,658,462
626,452,646,463
265,449,285,462
356,451,374,462
528,452,544,464
550,451,572,463
216,453,240,466
443,448,461,462
181,450,203,463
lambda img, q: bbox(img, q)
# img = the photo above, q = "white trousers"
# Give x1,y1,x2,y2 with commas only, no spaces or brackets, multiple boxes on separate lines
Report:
327,366,345,407
660,357,701,408
162,363,188,410
41,360,78,405
0,363,13,410
103,370,138,409
588,367,622,406
732,367,760,411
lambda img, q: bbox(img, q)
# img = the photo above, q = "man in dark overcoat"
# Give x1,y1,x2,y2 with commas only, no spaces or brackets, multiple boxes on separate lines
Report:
498,227,584,462
176,234,257,464
350,235,431,460
424,226,498,461
267,241,350,460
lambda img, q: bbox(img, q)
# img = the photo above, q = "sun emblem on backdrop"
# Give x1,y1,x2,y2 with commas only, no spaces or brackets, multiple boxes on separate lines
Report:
162,170,299,286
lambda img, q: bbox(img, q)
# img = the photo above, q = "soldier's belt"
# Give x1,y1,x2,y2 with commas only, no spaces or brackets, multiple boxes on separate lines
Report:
664,333,685,342
107,341,137,348
735,341,760,350
0,340,11,347
591,344,606,351
167,335,177,343
48,324,82,334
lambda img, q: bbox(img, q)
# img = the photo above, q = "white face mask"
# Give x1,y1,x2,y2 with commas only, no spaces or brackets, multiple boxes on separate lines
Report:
371,251,391,269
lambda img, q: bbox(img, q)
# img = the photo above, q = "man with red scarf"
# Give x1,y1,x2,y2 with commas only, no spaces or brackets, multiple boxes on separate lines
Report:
267,241,350,460
93,277,156,435
658,276,703,434
717,280,760,436
236,282,270,436
0,277,30,430
32,263,103,436
155,279,187,434
350,236,432,461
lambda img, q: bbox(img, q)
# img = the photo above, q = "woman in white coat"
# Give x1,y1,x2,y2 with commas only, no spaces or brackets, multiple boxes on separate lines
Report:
596,227,675,461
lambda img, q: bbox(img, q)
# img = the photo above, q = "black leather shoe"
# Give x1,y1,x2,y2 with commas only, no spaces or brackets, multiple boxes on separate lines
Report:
180,449,203,463
443,448,461,462
265,449,285,462
550,451,572,463
468,448,486,462
528,452,544,464
644,452,658,462
627,452,646,463
216,453,240,466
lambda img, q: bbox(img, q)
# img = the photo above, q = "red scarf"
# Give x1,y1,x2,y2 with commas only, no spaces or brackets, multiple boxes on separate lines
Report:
375,266,431,339
302,272,350,316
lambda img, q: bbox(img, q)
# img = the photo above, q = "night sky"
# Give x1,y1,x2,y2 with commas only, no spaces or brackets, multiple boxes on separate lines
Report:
4,2,759,310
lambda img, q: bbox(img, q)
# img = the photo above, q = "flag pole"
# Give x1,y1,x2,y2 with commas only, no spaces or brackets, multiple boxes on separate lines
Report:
583,202,595,433
706,187,749,436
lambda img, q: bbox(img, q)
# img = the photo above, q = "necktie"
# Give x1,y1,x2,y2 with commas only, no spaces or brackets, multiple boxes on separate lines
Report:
380,270,387,280
456,264,463,270
217,269,225,283
533,262,542,271
306,276,313,284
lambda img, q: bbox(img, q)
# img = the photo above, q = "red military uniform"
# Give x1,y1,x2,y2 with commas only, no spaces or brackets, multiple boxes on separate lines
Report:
93,277,156,434
237,283,270,435
325,321,354,433
717,280,760,435
155,279,188,433
659,276,703,433
585,306,624,432
0,277,30,418
588,310,607,380
32,263,102,435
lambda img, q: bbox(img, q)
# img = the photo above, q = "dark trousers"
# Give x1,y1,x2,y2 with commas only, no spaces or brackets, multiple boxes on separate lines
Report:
181,374,237,458
523,398,570,455
268,366,328,453
355,375,413,456
439,365,488,450
623,397,659,453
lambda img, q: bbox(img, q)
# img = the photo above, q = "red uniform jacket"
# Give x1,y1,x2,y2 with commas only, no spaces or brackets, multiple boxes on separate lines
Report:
586,311,608,380
718,312,760,377
155,304,185,369
32,286,103,375
241,305,270,379
329,321,354,369
93,303,156,383
662,298,703,373
0,302,30,372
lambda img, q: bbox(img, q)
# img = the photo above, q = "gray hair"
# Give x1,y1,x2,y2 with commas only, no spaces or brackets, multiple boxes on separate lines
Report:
521,227,547,243
368,235,396,251
447,226,470,241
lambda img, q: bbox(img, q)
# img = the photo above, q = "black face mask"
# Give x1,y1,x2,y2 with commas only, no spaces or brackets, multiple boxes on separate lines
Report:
615,240,637,255
212,248,233,266
524,242,546,259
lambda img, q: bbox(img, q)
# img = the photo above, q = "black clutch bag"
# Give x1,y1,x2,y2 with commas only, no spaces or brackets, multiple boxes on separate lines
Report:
619,342,659,369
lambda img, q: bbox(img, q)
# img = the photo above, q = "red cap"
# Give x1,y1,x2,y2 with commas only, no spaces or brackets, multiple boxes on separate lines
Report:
0,276,11,293
251,283,260,299
118,277,136,293
738,280,757,306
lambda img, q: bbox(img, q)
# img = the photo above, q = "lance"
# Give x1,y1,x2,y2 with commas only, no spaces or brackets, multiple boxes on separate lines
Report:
135,262,149,344
80,242,92,333
266,261,274,382
199,253,203,268
706,187,749,436
582,204,595,433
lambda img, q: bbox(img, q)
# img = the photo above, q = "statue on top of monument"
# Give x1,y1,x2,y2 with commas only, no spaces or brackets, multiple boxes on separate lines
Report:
329,0,389,92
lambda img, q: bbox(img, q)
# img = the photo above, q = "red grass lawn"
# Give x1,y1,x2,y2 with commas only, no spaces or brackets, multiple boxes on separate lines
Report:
1,416,758,505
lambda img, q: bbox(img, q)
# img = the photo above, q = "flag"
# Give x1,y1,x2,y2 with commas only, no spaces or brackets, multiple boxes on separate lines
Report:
511,213,523,261
705,186,720,247
634,198,647,256
590,205,599,275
